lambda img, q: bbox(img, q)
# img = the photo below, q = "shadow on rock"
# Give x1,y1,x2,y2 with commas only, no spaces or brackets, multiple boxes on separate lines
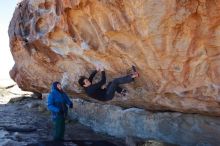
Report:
27,140,120,146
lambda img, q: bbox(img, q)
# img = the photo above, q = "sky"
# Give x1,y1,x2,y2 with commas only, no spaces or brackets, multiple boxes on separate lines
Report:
0,0,18,80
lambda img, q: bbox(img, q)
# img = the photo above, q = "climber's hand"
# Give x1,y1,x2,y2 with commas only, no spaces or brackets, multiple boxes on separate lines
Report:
69,103,73,109
100,66,105,72
101,85,106,89
96,65,101,72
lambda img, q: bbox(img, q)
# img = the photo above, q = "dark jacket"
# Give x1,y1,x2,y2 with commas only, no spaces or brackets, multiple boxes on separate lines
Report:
85,70,107,100
47,82,73,120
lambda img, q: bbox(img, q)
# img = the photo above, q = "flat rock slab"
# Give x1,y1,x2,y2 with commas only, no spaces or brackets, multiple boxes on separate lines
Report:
3,126,36,133
28,140,119,146
70,99,220,146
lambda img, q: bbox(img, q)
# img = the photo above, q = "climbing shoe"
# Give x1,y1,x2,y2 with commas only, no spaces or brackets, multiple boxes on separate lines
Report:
131,65,140,78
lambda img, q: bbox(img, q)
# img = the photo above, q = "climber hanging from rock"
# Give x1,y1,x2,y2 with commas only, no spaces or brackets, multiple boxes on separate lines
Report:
78,65,139,101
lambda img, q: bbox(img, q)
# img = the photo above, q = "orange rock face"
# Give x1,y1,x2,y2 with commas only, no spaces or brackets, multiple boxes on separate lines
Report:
9,0,220,116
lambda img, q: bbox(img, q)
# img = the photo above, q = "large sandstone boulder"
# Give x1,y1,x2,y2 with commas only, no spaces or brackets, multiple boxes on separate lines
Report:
9,0,220,116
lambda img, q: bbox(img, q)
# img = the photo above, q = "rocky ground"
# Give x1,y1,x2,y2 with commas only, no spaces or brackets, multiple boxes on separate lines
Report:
0,82,176,146
0,85,125,146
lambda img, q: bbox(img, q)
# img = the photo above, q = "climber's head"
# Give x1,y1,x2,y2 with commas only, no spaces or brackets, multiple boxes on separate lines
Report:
78,76,91,87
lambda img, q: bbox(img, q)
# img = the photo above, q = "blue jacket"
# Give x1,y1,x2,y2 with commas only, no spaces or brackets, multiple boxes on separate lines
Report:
47,82,73,120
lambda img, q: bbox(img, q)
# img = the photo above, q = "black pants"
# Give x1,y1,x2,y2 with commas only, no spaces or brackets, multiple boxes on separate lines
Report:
105,75,133,100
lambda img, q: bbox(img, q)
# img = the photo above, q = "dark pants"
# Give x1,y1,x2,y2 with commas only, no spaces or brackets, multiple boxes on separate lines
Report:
53,116,65,141
107,82,123,94
105,75,133,100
